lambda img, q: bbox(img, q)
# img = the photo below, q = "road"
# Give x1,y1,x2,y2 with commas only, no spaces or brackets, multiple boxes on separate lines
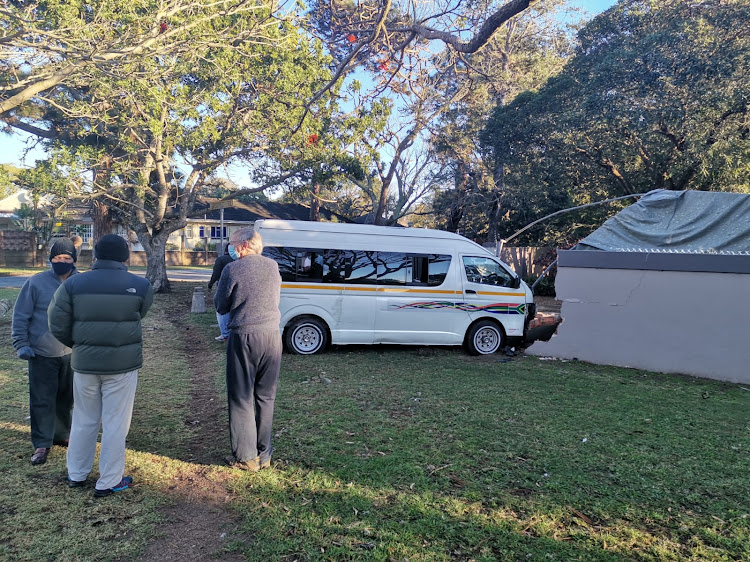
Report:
0,267,211,288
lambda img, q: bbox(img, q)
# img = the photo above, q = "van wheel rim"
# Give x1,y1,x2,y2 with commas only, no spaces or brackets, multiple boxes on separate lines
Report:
293,324,322,353
474,327,500,354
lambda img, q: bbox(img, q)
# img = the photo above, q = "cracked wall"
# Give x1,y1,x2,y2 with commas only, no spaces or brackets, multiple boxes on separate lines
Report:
526,266,750,384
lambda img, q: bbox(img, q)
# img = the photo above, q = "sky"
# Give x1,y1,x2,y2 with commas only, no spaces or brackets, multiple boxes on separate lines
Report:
0,0,618,171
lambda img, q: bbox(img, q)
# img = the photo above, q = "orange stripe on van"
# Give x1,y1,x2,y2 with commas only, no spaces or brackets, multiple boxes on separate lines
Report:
476,290,524,297
282,284,342,291
281,283,461,295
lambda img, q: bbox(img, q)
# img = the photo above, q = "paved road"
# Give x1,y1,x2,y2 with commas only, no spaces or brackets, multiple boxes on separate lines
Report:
0,267,211,288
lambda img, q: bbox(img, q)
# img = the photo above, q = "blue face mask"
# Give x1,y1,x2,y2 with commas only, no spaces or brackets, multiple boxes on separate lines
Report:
228,244,239,261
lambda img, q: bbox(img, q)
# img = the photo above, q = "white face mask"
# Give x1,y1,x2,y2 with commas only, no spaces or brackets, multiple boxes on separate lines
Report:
228,244,239,260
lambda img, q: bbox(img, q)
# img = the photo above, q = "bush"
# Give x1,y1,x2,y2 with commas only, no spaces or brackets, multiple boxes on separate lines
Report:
165,243,180,251
526,273,556,297
192,241,217,252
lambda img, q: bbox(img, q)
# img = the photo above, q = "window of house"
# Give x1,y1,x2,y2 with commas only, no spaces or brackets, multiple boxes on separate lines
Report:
210,226,227,238
198,226,205,238
186,225,193,238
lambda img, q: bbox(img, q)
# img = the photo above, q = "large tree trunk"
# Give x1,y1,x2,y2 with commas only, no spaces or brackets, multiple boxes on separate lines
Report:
91,200,111,248
446,162,469,233
309,182,321,221
487,157,505,244
138,230,171,293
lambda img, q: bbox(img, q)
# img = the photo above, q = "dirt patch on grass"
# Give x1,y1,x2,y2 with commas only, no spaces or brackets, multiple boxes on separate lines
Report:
138,500,248,562
138,284,249,562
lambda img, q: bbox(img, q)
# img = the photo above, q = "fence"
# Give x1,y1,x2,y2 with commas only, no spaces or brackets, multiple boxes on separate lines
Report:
494,246,557,279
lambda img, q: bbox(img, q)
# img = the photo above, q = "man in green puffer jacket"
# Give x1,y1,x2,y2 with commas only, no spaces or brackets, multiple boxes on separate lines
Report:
48,234,154,497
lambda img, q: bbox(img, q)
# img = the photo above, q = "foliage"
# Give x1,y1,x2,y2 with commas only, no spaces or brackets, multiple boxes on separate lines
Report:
0,163,23,199
191,241,217,252
428,0,578,241
4,0,346,291
481,0,750,246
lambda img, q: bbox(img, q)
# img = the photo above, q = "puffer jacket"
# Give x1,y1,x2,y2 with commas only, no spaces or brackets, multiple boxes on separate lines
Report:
48,260,154,375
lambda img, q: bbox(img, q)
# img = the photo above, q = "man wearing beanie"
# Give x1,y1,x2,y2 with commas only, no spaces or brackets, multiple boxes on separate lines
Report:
48,234,153,497
12,238,79,465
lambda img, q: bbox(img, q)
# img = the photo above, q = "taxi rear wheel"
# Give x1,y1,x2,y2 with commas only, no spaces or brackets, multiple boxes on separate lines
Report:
465,320,504,355
284,316,328,355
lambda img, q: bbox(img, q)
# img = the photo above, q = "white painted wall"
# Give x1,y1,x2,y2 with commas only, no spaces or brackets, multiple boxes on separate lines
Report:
527,267,750,384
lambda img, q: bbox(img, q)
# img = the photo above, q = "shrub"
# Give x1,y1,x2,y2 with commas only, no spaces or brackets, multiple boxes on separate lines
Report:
192,241,217,252
526,273,556,297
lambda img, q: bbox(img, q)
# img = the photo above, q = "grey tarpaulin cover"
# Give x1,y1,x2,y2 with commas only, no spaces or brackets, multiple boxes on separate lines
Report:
576,190,750,255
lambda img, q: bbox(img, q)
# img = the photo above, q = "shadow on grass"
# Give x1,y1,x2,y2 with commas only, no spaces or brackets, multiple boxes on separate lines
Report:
0,283,748,561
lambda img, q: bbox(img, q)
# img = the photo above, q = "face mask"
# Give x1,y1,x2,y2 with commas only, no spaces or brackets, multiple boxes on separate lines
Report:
51,261,74,276
228,244,239,260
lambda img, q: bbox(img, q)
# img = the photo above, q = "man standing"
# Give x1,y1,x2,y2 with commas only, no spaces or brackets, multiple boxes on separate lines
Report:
214,227,282,471
48,234,153,497
207,243,235,342
12,239,79,465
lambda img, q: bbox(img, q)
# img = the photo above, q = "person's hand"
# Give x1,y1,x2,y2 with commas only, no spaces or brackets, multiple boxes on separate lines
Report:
17,346,35,360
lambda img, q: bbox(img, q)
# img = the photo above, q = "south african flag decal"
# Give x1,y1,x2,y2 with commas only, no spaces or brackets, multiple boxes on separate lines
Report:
395,302,526,315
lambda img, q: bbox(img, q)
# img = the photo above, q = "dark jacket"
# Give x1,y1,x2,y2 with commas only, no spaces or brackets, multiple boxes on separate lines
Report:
48,260,154,375
208,253,233,289
12,268,78,357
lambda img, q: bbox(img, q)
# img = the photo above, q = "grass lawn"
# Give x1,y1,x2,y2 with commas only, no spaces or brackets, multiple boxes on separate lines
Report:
0,283,748,561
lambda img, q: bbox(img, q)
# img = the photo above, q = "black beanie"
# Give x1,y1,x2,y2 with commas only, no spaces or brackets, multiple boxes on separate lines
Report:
49,238,77,263
95,234,130,262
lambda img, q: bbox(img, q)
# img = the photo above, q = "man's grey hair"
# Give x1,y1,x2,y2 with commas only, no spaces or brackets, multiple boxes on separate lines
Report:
232,227,263,255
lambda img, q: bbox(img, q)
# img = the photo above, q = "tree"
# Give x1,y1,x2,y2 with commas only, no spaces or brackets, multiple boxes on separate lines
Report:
14,3,340,291
2,0,544,290
482,0,750,246
427,0,576,242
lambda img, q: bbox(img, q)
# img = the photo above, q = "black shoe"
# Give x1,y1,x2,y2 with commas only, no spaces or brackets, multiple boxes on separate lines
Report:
31,448,49,465
53,439,69,447
67,477,86,488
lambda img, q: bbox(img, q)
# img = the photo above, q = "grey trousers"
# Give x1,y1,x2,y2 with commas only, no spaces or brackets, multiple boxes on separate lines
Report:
66,370,138,490
226,331,282,463
28,355,73,448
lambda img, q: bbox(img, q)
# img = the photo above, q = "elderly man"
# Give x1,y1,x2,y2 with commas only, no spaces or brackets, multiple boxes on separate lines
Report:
214,227,282,471
12,238,79,465
48,234,153,497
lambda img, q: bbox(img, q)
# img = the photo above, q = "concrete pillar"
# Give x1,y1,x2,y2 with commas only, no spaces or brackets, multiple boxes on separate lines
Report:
191,287,206,313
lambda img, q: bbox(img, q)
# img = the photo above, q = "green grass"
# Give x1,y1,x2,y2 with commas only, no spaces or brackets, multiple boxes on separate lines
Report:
0,283,748,561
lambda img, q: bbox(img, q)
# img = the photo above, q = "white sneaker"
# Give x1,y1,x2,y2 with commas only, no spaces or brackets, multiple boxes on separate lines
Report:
215,335,228,341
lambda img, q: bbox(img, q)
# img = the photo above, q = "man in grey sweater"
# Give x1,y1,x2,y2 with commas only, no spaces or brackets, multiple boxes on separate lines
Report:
214,227,282,471
12,238,78,465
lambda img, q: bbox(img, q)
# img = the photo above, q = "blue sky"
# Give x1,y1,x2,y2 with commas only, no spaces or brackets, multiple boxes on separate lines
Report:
0,0,618,169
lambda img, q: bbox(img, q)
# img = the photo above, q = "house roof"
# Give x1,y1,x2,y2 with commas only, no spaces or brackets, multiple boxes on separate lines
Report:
576,189,750,256
194,199,353,223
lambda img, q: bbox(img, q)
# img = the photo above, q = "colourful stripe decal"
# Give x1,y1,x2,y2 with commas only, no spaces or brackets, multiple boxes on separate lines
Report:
395,301,526,315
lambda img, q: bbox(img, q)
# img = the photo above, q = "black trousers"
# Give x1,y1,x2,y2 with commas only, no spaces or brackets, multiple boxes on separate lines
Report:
225,331,282,463
28,354,74,448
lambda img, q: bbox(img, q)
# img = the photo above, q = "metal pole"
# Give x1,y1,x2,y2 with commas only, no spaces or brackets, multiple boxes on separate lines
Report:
220,207,224,255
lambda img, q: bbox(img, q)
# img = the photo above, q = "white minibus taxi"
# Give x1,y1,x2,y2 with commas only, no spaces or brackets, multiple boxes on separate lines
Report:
255,219,536,355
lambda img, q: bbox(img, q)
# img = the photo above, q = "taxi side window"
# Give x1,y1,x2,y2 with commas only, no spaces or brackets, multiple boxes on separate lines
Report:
462,256,513,287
